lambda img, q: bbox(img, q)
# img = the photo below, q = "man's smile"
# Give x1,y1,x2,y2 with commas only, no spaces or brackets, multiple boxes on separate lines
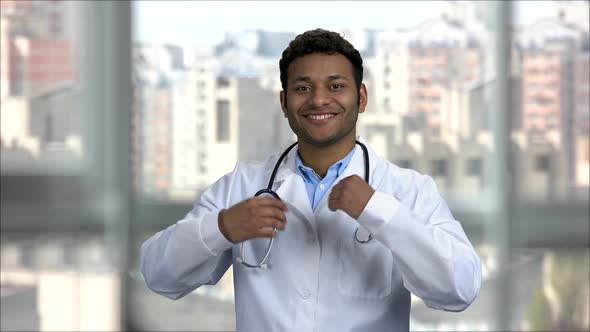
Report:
302,111,340,124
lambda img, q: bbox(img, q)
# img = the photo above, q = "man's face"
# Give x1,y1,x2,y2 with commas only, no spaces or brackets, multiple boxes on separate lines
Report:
280,53,367,148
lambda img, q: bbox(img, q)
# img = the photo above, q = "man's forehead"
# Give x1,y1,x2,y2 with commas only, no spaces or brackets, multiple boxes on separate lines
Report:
287,54,353,81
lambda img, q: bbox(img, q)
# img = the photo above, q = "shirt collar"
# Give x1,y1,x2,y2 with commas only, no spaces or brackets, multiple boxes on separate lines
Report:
295,145,357,183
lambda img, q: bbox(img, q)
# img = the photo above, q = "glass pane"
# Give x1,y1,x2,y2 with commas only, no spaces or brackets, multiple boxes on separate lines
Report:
131,1,589,331
1,0,83,174
1,2,131,331
508,1,590,330
512,0,589,204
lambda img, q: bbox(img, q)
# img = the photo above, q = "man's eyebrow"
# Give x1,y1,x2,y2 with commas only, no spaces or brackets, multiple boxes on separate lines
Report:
292,76,311,83
327,75,348,81
291,75,349,83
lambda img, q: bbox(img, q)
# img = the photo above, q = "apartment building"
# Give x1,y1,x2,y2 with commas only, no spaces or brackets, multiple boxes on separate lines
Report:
236,77,294,163
515,11,589,198
169,71,240,201
133,46,177,199
574,51,589,136
512,130,568,201
516,16,587,134
1,0,79,162
0,0,76,99
372,14,484,140
553,0,590,35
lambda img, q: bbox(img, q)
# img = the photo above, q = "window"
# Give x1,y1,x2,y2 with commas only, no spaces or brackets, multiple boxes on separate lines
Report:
398,159,413,169
217,76,230,87
128,2,588,331
466,158,482,176
1,2,130,331
431,159,447,176
216,100,230,142
0,2,556,332
535,154,550,172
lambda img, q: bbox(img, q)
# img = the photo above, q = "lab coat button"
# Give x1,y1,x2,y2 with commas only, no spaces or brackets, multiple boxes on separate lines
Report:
302,289,311,300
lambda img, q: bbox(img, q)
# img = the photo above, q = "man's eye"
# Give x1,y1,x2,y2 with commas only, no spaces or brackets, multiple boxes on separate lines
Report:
331,84,344,90
296,86,310,92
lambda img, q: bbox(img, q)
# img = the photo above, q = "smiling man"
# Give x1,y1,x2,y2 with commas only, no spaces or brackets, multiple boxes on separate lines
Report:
141,29,482,332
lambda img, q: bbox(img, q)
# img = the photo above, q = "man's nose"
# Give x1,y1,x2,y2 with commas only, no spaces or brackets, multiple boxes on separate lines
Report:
310,87,330,108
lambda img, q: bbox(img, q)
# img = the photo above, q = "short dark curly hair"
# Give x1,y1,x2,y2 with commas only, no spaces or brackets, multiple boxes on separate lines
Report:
279,29,363,92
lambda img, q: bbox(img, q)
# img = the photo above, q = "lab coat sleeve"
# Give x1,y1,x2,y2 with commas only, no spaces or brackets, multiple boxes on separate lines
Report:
140,168,237,300
357,175,482,312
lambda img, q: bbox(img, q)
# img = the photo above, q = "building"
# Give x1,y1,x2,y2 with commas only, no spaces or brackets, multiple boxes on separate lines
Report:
133,47,176,199
0,0,79,162
552,0,590,35
134,43,241,200
372,14,484,140
514,12,589,198
236,77,293,163
512,130,568,201
1,0,76,99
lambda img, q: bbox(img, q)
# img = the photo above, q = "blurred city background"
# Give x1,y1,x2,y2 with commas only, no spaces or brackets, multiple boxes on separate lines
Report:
0,0,588,331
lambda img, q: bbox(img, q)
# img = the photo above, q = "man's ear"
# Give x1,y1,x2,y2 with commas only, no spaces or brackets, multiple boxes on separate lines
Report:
358,83,368,114
280,90,288,117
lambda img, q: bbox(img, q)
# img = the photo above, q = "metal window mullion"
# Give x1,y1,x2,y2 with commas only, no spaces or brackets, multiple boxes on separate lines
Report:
82,1,133,330
486,1,513,330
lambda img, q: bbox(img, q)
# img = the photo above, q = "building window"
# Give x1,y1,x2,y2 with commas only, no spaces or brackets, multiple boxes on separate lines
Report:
535,154,550,172
431,159,447,176
431,126,441,137
466,158,482,176
217,76,230,87
216,100,230,142
398,160,413,169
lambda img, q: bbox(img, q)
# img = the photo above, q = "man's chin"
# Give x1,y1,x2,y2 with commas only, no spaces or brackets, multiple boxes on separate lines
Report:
299,134,344,148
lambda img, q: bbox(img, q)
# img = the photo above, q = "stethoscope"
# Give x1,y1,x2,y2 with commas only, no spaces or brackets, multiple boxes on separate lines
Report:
237,140,373,269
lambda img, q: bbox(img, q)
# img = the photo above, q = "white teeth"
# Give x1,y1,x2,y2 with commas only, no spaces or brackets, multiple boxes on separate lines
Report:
307,114,335,120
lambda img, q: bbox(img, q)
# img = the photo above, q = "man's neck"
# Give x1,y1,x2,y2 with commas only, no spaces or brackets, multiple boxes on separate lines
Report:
297,138,356,178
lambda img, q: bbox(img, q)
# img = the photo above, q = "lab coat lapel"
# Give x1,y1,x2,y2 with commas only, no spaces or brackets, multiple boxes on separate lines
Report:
272,149,316,231
313,146,364,213
330,138,378,188
315,138,378,216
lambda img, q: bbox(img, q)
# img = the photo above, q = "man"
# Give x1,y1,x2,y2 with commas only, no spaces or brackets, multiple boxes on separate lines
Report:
141,29,481,331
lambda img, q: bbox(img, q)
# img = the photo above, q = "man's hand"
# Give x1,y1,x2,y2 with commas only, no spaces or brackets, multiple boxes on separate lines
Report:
218,197,288,243
328,175,375,219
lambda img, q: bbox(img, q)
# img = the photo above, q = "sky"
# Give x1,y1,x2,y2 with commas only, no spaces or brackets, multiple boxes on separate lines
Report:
133,1,554,50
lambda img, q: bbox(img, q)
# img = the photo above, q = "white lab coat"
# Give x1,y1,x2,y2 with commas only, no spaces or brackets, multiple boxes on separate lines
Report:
141,138,482,332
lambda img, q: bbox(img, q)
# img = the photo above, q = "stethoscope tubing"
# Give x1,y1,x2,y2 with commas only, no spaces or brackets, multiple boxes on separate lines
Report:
239,140,372,268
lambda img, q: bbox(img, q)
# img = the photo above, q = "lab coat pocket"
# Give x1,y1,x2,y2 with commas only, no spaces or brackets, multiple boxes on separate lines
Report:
337,238,393,299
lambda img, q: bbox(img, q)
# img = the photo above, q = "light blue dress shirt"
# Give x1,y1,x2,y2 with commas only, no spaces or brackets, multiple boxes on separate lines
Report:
294,146,357,210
